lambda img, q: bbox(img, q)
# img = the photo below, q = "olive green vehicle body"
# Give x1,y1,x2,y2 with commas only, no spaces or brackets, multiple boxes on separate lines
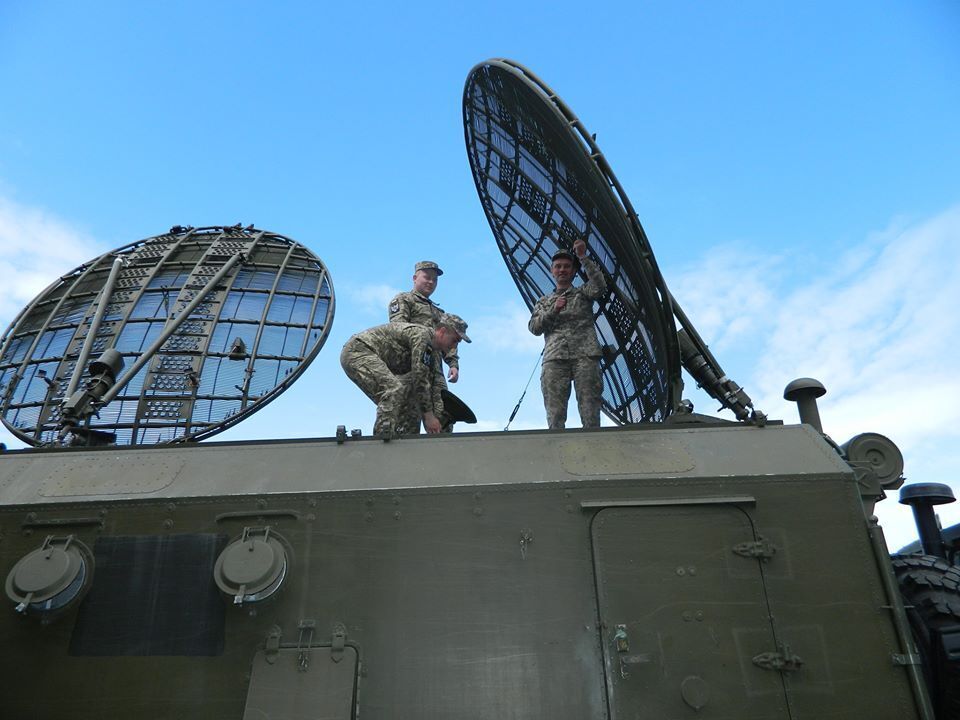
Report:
0,422,927,718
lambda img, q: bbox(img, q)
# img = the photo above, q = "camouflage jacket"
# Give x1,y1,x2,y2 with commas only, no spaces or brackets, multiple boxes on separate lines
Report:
388,290,459,370
528,258,607,362
348,322,445,417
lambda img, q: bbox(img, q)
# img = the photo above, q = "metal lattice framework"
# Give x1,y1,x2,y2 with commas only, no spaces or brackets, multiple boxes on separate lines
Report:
0,225,335,446
463,59,681,423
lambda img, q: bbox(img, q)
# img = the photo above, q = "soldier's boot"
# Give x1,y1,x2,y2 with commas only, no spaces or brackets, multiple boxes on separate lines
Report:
373,412,399,441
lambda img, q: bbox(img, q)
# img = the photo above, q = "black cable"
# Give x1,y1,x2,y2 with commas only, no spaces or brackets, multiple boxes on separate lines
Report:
505,349,545,430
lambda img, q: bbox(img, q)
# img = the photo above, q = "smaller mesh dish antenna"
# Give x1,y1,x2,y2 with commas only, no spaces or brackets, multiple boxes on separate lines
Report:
0,225,335,446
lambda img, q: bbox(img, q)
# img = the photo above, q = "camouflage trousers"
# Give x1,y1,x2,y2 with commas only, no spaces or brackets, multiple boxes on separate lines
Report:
340,341,421,435
540,357,602,429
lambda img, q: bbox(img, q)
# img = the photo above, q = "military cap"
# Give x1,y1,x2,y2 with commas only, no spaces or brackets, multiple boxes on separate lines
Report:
551,248,581,270
414,260,444,276
439,312,471,343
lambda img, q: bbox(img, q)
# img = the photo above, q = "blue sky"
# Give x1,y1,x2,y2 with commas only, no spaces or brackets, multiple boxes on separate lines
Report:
1,1,958,548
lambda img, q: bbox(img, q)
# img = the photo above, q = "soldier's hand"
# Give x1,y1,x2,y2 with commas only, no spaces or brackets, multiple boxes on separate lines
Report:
573,238,587,258
448,367,459,383
424,412,442,434
554,296,567,312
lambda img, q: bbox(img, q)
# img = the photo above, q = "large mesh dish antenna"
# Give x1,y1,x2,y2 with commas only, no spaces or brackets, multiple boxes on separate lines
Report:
464,59,681,424
0,225,334,446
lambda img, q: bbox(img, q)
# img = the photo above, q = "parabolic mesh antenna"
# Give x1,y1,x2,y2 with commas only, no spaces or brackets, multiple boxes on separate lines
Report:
0,225,334,446
463,59,681,423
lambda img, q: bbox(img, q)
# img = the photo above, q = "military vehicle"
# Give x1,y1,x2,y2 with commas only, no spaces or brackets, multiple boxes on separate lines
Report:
0,59,956,719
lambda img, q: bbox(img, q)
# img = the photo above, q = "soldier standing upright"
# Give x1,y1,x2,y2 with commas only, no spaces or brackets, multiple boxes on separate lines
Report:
528,238,607,429
341,313,471,436
388,261,461,384
388,260,465,433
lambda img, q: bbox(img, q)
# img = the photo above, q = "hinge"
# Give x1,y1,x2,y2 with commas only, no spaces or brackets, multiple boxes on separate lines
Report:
297,620,315,672
753,643,803,673
264,625,282,665
331,622,347,663
733,537,777,561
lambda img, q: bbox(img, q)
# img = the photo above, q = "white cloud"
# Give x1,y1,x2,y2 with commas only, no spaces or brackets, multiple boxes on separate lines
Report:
341,282,402,316
0,196,104,323
470,300,543,353
673,206,960,549
0,195,106,450
671,243,786,353
753,207,960,443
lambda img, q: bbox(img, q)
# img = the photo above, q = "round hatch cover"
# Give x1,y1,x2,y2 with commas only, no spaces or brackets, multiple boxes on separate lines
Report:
214,529,288,604
5,537,90,613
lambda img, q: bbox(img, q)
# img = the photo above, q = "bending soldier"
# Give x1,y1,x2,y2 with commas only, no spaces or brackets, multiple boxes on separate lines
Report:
341,313,471,436
528,239,607,429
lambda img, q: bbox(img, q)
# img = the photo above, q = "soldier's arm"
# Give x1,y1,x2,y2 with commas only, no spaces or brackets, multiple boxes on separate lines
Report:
431,362,445,417
388,294,412,323
528,297,555,336
444,348,460,369
424,354,444,434
443,348,460,382
581,258,608,300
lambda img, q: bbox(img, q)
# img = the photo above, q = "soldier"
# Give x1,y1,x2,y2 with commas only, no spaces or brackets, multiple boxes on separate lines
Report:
528,238,607,429
340,313,471,436
388,261,461,384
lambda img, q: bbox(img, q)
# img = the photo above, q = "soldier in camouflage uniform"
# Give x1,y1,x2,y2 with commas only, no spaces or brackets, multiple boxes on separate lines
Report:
388,261,461,383
388,261,463,433
340,313,471,436
528,238,607,429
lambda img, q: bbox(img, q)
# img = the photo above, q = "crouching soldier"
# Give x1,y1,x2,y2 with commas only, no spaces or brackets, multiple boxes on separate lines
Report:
341,313,471,436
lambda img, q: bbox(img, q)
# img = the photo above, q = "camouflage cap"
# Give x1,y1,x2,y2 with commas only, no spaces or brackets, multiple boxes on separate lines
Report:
551,248,581,269
439,312,471,343
414,260,443,276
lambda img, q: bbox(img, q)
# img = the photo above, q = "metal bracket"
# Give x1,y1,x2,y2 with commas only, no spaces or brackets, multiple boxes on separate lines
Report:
264,625,282,665
613,624,629,653
331,622,347,663
753,643,804,673
297,620,315,672
892,653,922,666
519,529,533,560
733,537,777,561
